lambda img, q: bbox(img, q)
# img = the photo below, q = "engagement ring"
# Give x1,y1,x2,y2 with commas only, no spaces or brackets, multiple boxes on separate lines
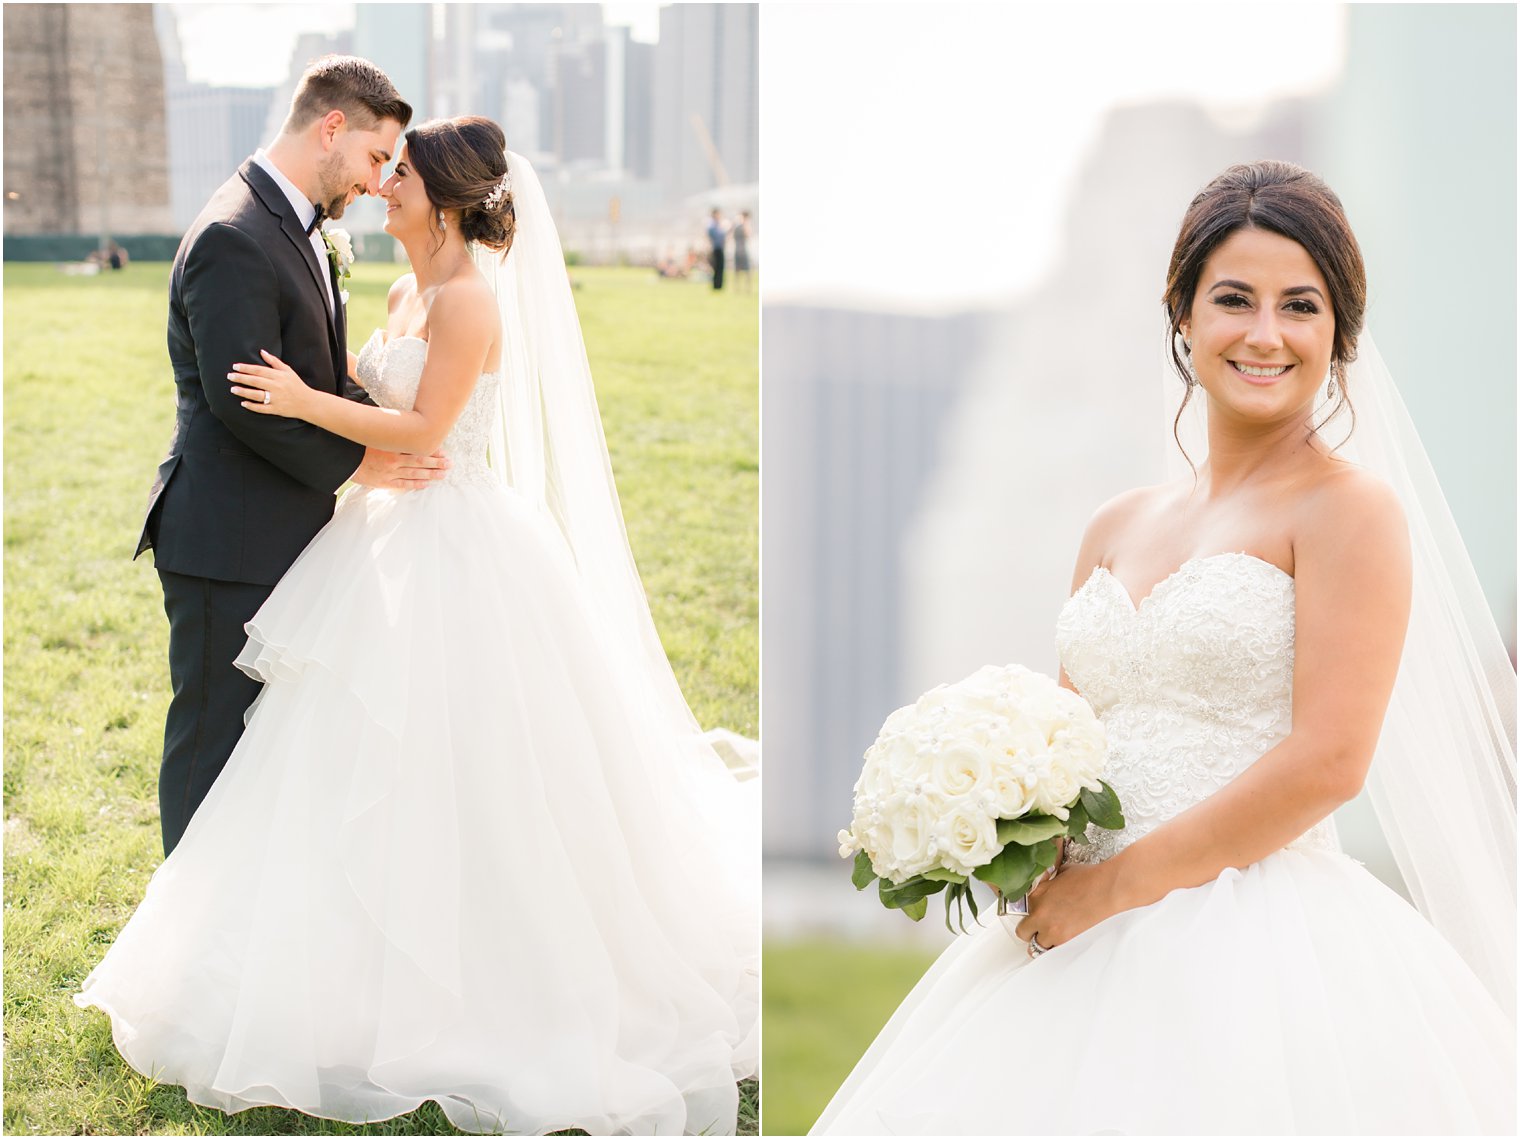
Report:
1028,934,1048,959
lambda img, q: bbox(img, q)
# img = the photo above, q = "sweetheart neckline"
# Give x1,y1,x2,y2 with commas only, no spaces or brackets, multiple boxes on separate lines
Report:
1089,552,1294,614
364,330,503,377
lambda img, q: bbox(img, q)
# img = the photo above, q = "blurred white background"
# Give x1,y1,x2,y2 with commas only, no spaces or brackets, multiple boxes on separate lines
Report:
760,2,1516,945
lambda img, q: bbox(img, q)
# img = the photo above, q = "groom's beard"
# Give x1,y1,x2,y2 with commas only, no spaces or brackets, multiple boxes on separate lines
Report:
315,152,358,220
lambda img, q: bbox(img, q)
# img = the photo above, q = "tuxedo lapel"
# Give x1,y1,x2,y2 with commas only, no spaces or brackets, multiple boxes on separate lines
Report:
241,161,344,392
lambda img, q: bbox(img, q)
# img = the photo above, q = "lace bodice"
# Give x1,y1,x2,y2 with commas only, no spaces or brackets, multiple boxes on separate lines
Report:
355,330,500,488
1056,552,1339,864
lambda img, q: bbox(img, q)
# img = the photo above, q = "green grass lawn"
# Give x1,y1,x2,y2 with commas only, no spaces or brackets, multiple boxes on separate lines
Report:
3,260,757,1135
761,939,939,1137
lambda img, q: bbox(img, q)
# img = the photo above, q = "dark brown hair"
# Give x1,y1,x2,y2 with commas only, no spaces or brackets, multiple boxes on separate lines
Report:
404,116,515,253
1163,161,1366,456
284,55,412,134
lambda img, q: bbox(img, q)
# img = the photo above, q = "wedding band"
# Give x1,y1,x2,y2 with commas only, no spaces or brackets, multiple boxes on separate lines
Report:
263,391,271,404
1028,934,1049,958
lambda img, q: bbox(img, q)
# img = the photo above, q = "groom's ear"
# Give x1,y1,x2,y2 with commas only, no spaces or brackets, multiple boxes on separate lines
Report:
316,108,348,148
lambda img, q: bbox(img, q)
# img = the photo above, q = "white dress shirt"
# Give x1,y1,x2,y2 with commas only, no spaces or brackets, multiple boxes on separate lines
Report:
252,149,335,314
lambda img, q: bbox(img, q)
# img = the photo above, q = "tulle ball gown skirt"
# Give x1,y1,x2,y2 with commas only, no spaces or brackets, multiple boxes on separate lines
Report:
75,482,759,1135
811,847,1516,1135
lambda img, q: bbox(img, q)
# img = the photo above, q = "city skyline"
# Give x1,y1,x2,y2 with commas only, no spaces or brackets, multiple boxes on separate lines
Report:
151,3,757,249
168,2,661,88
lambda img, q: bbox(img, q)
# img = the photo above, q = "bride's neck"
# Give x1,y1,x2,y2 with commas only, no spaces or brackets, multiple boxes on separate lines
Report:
401,236,472,289
1200,409,1323,494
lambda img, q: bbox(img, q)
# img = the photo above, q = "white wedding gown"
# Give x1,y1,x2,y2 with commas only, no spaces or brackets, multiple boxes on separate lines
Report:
76,332,759,1136
813,552,1516,1135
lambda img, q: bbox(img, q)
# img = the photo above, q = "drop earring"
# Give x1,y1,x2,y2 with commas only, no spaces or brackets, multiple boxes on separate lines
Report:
438,210,447,232
1326,363,1339,400
1178,331,1197,387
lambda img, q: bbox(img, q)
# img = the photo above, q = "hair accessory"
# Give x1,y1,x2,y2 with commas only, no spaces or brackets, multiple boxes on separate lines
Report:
483,169,512,211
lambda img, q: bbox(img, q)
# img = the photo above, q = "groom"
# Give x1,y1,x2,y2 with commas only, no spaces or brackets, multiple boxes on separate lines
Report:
138,56,437,856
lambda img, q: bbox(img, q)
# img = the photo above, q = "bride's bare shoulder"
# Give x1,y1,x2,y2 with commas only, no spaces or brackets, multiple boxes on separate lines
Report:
1296,462,1409,567
1069,481,1188,589
386,273,417,313
1084,481,1189,547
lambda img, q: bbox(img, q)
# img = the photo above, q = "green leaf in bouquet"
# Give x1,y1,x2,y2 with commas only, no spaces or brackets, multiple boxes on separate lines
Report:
851,849,878,890
1080,780,1125,830
920,866,969,884
1063,797,1091,841
941,881,984,935
996,814,1067,846
878,874,947,914
971,837,1061,899
901,896,929,922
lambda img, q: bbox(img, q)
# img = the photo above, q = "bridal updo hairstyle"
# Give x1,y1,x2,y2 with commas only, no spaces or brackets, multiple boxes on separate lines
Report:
404,116,516,254
1163,160,1367,449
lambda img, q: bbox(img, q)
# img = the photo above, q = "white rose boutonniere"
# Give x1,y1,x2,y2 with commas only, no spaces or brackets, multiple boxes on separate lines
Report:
322,227,354,305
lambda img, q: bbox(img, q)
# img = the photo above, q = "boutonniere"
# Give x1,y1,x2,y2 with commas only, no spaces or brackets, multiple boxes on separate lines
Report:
321,227,354,305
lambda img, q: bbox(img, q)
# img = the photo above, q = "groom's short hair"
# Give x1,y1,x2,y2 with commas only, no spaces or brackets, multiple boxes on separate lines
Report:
283,55,412,135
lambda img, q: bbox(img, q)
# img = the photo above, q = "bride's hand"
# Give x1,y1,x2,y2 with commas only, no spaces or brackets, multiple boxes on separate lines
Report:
1013,853,1122,953
229,350,317,420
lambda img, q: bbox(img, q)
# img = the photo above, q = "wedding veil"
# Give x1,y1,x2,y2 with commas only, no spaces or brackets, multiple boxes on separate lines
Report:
1170,333,1518,1018
470,151,748,779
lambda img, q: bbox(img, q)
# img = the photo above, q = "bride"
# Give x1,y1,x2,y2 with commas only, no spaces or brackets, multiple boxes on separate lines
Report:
74,116,758,1136
813,161,1515,1134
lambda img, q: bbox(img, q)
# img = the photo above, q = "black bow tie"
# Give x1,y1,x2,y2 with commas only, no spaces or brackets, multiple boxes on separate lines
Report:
306,206,326,237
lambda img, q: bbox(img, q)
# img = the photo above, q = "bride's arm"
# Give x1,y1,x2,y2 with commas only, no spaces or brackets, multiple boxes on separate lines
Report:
228,280,494,454
1021,471,1411,946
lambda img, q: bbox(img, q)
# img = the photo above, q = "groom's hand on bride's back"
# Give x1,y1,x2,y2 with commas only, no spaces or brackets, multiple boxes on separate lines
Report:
350,447,450,491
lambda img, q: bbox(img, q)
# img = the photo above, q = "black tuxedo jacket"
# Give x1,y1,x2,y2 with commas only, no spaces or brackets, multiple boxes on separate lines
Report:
137,158,368,585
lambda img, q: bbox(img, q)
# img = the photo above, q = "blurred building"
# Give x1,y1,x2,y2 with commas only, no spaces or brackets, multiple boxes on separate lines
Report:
652,4,759,201
155,6,272,231
3,3,172,236
762,306,994,860
1311,3,1517,646
355,4,432,124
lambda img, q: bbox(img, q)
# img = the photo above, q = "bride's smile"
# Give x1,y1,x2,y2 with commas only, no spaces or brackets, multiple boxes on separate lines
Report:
1182,226,1334,424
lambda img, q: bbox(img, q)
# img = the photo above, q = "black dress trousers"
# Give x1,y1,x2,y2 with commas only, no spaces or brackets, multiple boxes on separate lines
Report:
156,569,275,855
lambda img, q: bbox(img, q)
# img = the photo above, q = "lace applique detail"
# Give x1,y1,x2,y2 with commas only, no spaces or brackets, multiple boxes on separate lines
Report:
1056,553,1339,865
355,331,500,489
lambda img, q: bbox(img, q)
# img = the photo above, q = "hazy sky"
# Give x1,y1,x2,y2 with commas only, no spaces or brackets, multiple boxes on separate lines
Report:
169,3,662,88
761,3,1346,309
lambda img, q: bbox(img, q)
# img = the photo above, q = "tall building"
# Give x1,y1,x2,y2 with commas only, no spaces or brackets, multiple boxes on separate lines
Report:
163,86,275,230
3,3,172,236
651,4,759,201
153,9,273,231
355,4,432,124
1311,3,1517,643
556,34,607,167
622,35,655,180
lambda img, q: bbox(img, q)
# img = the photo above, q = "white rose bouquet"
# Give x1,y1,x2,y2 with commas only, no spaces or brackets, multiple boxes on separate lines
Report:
839,664,1124,928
